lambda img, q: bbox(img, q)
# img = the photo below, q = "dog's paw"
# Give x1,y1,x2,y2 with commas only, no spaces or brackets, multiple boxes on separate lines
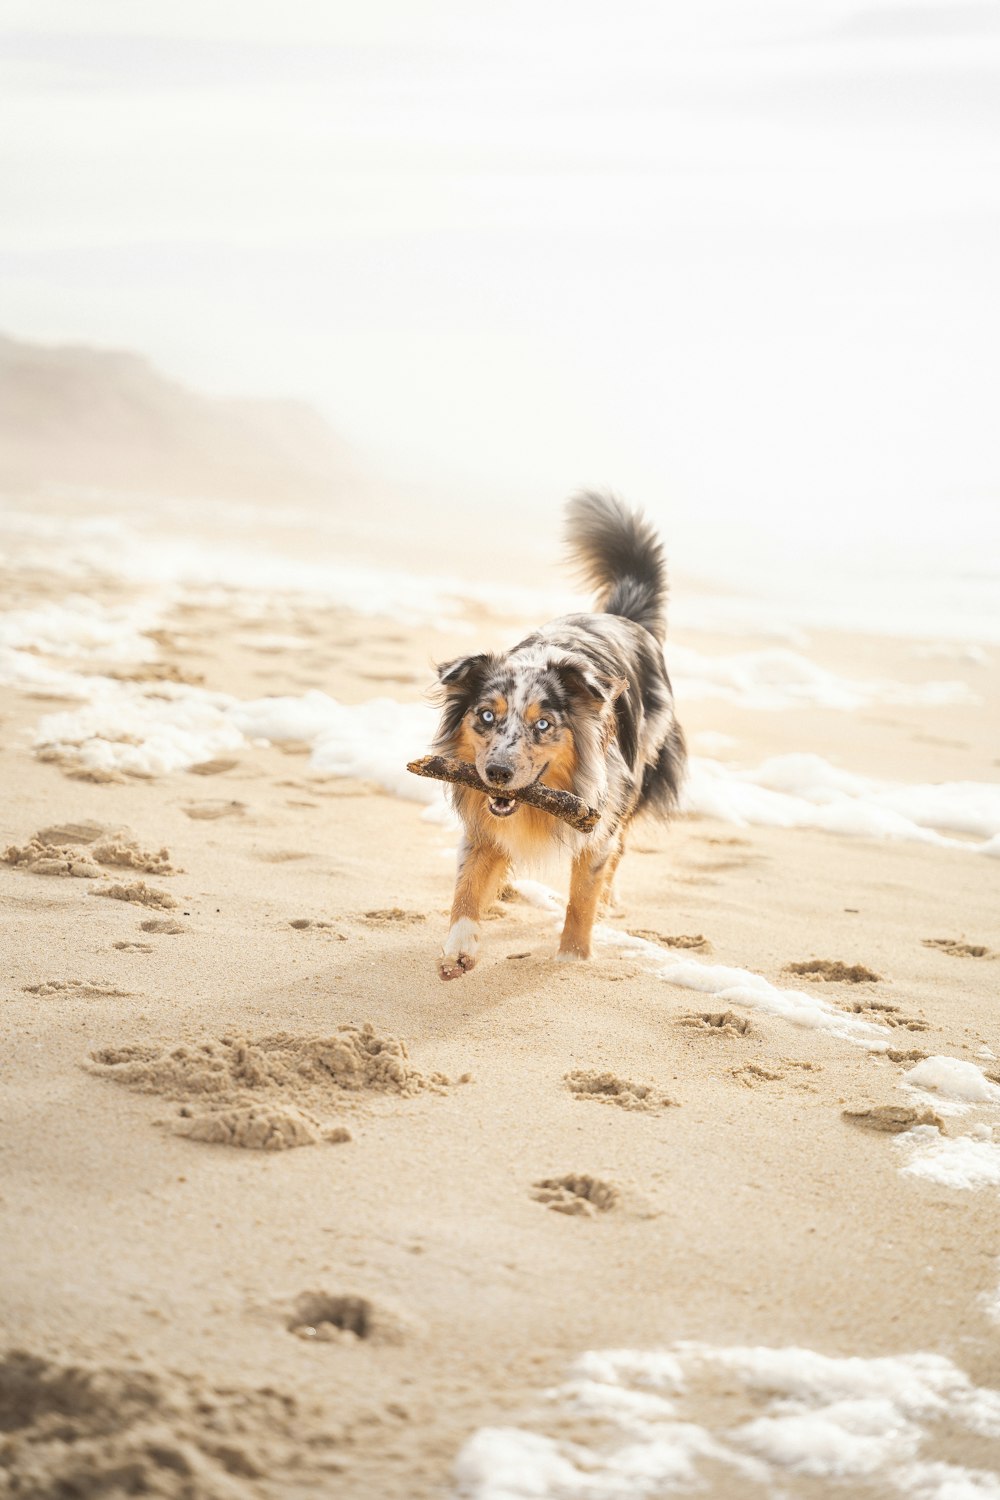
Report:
555,946,590,963
439,918,479,981
438,951,477,981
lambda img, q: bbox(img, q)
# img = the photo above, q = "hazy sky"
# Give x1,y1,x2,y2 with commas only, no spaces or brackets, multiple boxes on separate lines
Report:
2,0,999,561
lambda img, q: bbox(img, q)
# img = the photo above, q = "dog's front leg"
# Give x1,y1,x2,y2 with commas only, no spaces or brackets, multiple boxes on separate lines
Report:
557,849,609,961
598,828,626,914
439,837,508,981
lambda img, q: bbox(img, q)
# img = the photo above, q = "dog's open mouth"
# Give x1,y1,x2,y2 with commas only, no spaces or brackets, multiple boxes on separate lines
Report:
487,795,517,818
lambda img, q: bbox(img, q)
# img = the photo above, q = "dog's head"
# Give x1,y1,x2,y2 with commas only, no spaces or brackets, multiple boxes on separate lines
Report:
433,650,624,820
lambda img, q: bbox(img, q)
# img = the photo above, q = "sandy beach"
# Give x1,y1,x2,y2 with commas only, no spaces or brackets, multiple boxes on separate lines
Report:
2,485,999,1498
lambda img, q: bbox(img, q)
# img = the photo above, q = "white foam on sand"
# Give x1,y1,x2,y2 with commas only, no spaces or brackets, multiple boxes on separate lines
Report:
513,880,887,1046
912,643,991,667
0,647,103,700
0,596,161,663
895,1127,1000,1191
902,1058,1000,1111
231,691,444,805
23,680,1000,860
670,644,977,713
684,754,1000,855
0,505,566,628
35,682,245,777
453,1343,1000,1499
981,1264,1000,1328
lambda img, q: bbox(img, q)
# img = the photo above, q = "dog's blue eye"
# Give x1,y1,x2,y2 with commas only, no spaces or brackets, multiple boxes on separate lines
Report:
536,719,550,732
480,709,495,725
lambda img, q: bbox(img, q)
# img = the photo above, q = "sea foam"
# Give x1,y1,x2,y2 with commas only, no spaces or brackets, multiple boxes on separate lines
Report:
453,1344,1000,1498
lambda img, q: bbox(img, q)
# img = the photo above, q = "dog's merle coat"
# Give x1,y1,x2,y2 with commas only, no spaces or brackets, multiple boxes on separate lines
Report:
433,492,686,979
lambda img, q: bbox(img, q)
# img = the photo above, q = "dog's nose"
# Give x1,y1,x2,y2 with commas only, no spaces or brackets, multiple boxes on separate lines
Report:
485,763,513,786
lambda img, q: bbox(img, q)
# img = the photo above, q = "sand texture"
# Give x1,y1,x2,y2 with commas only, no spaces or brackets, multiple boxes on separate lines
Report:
2,493,1000,1497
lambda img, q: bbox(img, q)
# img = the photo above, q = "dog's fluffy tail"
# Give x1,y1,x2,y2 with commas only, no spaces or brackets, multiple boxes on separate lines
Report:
565,491,668,643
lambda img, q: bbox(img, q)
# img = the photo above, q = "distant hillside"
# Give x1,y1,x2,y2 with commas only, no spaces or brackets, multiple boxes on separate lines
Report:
0,333,361,502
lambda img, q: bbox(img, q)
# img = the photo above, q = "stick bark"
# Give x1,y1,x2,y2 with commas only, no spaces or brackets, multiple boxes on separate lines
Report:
407,755,602,833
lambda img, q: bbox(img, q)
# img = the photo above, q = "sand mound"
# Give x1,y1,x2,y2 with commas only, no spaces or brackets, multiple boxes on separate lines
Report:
88,1024,453,1149
89,838,176,875
5,825,177,879
564,1069,677,1113
4,837,104,877
91,1025,448,1100
0,1347,343,1497
90,881,179,909
176,1104,352,1152
786,959,881,983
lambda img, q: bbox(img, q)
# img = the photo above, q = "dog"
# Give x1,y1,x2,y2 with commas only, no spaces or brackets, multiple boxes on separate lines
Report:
432,491,686,980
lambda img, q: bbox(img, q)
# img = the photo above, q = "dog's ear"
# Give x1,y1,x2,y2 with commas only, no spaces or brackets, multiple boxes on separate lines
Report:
436,653,493,691
556,659,628,709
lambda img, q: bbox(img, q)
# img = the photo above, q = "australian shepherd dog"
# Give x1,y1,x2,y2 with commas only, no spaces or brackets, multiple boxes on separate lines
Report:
432,491,686,980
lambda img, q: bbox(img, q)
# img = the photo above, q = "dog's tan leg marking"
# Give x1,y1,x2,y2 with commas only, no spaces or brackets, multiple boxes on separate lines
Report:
598,831,626,914
439,839,508,981
558,850,609,961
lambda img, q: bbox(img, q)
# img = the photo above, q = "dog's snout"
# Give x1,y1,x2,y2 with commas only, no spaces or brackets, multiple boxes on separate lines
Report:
485,762,513,786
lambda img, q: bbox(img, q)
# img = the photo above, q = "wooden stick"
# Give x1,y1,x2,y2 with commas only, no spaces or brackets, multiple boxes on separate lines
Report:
406,754,602,833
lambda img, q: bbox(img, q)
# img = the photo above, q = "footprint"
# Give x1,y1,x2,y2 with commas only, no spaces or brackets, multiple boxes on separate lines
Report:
838,998,929,1031
356,671,418,686
182,800,246,820
680,1010,754,1036
362,909,426,926
842,1103,944,1133
35,821,104,845
187,758,238,776
24,979,134,998
564,1069,677,1112
886,1047,929,1062
786,960,881,984
288,919,346,938
730,1063,784,1088
286,1292,401,1344
531,1174,620,1216
62,765,127,784
108,661,204,686
254,849,312,863
922,938,994,960
140,919,186,934
628,930,710,951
